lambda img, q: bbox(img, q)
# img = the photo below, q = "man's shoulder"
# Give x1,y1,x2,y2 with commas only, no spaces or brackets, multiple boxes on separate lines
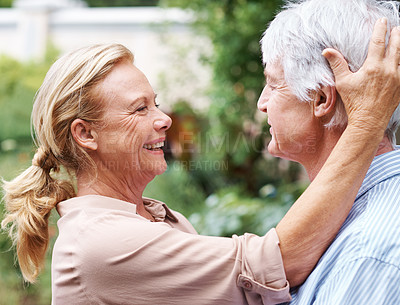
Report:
289,186,400,303
339,168,400,268
357,149,400,200
298,167,400,287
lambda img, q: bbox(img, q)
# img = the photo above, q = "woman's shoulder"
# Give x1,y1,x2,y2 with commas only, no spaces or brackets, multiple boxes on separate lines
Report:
143,197,198,234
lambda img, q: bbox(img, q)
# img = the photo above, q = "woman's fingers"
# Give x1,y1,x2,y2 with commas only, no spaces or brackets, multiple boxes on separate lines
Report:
322,48,350,83
321,17,400,130
387,26,400,66
367,18,388,62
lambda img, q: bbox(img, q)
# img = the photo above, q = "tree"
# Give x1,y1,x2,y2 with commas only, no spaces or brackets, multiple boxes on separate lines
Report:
84,0,159,6
162,0,300,195
0,0,12,7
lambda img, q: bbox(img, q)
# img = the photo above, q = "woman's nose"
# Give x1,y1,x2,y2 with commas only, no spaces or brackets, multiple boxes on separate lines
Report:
154,111,172,131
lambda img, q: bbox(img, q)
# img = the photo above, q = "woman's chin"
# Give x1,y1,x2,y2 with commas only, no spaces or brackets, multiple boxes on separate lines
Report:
142,159,167,176
153,161,167,175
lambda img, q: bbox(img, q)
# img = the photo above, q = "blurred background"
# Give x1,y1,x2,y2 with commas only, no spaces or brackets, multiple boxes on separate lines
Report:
0,0,309,303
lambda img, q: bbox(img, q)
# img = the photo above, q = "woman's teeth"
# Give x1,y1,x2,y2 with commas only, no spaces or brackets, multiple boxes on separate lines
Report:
143,141,164,150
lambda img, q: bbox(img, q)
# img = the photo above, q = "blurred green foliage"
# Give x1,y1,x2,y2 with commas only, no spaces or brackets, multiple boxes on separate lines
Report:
0,143,53,305
156,0,306,238
0,0,12,7
0,46,58,142
0,1,306,304
162,0,302,195
0,0,159,7
144,161,208,217
157,0,307,240
0,46,59,305
84,0,159,7
189,183,306,237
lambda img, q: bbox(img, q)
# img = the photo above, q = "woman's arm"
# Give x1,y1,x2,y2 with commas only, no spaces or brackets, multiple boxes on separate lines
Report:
277,18,400,286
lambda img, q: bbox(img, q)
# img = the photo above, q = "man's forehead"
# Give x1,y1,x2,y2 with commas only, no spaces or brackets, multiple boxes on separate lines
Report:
263,63,284,80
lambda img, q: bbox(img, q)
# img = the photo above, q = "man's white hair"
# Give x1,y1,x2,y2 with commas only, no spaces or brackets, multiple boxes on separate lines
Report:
261,0,400,143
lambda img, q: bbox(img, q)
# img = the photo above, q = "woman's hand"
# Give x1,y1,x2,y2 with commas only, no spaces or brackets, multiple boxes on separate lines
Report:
323,18,400,132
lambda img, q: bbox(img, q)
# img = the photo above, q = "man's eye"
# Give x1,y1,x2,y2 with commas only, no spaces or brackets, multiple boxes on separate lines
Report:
155,103,160,108
136,106,148,112
264,81,276,91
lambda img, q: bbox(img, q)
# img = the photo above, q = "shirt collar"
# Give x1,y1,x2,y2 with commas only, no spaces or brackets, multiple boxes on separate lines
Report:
56,195,178,223
143,197,178,222
356,147,400,201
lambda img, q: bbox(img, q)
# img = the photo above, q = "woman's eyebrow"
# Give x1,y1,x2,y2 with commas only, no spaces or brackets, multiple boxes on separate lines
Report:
127,93,158,109
126,97,143,110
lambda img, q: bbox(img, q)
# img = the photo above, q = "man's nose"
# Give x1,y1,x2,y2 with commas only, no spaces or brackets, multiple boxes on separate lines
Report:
257,87,269,113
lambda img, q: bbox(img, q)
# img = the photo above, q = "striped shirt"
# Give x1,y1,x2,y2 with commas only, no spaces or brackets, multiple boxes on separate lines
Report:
287,148,400,305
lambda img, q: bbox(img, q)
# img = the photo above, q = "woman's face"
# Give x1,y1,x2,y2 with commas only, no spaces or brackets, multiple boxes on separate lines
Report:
94,60,172,181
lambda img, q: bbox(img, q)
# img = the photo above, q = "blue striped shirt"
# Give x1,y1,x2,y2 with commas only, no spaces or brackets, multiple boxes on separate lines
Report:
286,148,400,305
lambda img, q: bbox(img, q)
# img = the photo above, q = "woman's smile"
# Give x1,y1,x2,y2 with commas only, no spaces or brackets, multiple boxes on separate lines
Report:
143,138,166,154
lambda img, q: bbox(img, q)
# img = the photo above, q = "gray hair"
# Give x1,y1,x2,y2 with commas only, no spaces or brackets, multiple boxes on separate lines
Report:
261,0,400,143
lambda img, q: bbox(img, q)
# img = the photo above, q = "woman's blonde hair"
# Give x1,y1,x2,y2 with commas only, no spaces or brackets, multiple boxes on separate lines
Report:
1,43,134,283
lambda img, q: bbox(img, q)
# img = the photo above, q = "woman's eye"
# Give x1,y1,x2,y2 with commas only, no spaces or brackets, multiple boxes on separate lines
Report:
136,106,148,112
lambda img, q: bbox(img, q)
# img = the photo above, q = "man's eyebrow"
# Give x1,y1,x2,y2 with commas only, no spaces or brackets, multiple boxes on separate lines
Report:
264,71,277,82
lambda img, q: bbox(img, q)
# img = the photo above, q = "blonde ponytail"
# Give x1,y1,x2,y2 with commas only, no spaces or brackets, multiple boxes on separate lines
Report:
2,147,75,282
1,43,134,283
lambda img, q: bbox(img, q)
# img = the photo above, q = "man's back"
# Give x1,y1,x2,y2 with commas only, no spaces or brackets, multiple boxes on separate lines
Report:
289,149,400,304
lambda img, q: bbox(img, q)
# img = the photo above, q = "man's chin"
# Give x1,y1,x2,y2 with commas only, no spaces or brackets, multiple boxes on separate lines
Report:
267,143,291,161
268,145,305,165
267,142,280,157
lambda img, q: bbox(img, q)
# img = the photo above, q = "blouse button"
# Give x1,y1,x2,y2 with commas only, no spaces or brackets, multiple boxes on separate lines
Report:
243,280,253,290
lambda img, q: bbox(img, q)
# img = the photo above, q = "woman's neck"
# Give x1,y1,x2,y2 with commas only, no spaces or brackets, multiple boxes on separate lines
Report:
75,170,155,221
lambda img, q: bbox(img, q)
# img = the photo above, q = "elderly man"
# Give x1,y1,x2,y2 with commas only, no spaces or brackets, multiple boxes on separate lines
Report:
258,0,400,304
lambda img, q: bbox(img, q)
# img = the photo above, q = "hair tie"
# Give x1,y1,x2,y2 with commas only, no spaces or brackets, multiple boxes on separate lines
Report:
32,148,50,169
39,153,50,169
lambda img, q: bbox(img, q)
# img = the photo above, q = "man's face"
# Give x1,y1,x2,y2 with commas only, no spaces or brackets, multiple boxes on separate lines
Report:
257,63,320,164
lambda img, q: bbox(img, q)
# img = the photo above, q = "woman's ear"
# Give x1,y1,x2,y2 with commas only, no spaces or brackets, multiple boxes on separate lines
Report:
70,119,98,151
313,86,337,118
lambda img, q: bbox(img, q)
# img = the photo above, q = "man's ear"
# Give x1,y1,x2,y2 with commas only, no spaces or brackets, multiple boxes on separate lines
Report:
70,119,98,151
313,86,337,118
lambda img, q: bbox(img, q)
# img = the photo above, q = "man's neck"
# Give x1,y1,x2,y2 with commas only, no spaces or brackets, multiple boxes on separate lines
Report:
306,136,394,181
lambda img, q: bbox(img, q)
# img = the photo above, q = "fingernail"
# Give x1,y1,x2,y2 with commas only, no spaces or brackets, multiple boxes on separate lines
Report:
381,17,388,24
321,50,331,59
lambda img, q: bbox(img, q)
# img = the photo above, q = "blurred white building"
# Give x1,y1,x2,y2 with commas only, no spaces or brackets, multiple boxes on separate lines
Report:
0,0,211,110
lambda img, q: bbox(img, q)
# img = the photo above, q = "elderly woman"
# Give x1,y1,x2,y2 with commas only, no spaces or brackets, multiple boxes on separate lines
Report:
2,19,400,304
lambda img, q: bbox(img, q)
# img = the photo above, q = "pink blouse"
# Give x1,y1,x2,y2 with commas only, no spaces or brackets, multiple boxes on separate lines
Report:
51,195,290,304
